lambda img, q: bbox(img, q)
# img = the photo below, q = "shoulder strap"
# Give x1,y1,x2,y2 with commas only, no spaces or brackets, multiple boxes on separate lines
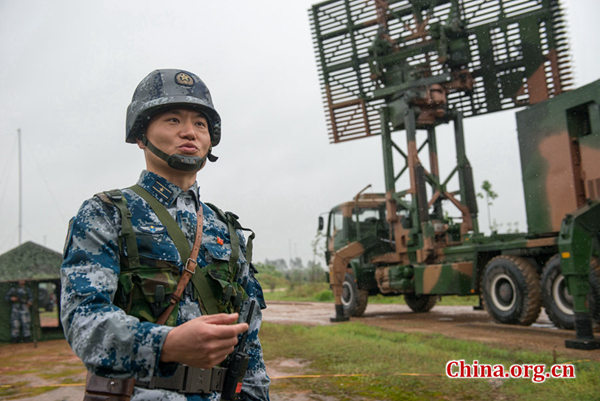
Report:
130,185,192,263
156,201,204,325
96,189,140,268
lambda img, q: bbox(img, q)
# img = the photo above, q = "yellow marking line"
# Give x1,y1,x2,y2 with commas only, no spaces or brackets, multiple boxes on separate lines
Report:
273,359,594,381
2,360,592,389
0,371,443,389
272,372,442,379
0,383,84,389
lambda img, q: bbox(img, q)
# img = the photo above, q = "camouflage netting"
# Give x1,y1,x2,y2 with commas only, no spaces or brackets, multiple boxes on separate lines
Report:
0,241,63,342
0,241,61,282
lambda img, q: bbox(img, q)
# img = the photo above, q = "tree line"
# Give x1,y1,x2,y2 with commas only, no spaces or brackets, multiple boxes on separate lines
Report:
255,258,326,292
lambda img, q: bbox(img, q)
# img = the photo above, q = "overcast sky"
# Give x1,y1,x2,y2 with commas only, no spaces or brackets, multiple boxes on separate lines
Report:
0,0,599,267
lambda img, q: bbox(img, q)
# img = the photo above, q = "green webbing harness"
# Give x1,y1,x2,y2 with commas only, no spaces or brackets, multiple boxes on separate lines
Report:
130,184,221,314
101,190,141,268
205,202,255,277
98,186,254,318
202,202,255,314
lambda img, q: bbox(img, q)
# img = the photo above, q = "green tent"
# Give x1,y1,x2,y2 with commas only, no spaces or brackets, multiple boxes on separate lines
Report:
0,241,64,342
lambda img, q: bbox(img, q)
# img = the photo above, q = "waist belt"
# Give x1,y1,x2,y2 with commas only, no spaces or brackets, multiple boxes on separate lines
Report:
84,365,226,401
136,364,227,394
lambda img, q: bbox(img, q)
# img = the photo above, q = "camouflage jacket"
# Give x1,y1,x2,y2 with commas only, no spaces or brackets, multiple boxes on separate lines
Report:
61,170,270,401
5,286,32,309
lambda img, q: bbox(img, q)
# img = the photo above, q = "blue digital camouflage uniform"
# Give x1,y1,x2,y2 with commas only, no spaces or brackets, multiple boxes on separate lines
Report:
61,170,270,401
5,285,32,341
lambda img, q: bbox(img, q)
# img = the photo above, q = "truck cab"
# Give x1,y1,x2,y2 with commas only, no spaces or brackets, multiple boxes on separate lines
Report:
325,194,391,264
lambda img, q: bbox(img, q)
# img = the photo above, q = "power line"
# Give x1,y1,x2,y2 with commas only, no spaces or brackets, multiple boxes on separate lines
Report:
18,129,22,244
0,134,18,210
22,134,68,222
0,228,18,253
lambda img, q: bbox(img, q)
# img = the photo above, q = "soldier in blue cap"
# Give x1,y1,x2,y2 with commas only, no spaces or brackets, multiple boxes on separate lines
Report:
61,69,270,400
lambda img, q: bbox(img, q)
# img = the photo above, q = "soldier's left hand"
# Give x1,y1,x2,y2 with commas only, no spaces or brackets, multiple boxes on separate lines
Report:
160,313,248,369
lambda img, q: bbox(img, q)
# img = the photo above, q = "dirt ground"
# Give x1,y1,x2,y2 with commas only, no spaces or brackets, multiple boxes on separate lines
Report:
2,301,599,400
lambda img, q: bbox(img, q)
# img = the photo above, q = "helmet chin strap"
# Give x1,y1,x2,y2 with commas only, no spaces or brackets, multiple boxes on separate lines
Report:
141,136,216,172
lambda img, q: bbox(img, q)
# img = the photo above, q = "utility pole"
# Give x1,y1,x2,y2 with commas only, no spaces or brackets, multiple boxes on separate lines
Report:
18,129,22,245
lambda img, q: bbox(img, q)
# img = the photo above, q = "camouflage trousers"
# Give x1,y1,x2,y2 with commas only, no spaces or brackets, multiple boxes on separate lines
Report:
10,304,31,340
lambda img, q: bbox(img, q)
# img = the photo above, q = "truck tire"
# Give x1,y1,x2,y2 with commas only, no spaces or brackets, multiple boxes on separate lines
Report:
541,255,574,329
404,293,437,313
482,255,541,325
542,255,600,329
342,273,368,317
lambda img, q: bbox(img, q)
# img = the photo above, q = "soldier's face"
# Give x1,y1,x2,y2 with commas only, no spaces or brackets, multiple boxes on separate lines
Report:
140,108,211,171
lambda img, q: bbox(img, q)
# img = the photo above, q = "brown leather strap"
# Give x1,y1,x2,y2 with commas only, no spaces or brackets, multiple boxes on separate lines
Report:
84,371,135,400
156,204,204,325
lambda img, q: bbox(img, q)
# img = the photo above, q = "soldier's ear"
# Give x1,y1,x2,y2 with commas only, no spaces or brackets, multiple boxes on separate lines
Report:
136,138,146,150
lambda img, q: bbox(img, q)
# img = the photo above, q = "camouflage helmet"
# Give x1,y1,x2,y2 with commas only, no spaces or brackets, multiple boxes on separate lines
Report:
126,69,221,146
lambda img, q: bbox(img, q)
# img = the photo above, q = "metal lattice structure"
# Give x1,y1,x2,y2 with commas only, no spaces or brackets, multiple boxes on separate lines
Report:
309,0,572,143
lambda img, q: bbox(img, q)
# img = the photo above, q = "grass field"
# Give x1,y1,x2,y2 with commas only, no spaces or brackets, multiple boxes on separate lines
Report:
262,282,481,306
262,322,599,401
1,284,596,400
0,320,597,400
260,284,600,400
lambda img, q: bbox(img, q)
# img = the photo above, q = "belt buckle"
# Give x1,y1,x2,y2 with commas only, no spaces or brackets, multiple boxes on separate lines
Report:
183,367,212,393
210,367,226,392
147,364,186,391
184,258,197,274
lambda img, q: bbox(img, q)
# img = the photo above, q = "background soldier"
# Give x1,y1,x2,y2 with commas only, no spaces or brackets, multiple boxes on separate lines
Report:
5,279,33,343
61,69,270,400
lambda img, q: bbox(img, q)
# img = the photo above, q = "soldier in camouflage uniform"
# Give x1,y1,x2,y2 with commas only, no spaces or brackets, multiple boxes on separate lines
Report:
5,280,33,343
61,69,270,400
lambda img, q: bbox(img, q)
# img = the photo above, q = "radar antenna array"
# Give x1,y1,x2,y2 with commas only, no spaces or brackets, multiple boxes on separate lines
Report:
309,0,572,143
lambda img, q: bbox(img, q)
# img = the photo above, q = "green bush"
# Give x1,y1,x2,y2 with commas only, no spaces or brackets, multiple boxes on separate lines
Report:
315,290,334,302
263,282,331,302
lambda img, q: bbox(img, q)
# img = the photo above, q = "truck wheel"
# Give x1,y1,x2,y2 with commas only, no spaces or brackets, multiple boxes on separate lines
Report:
404,293,437,313
541,255,574,329
482,255,541,325
341,273,368,317
541,256,600,327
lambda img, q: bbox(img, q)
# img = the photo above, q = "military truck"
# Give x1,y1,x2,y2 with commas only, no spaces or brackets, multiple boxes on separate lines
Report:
319,81,600,324
309,0,600,348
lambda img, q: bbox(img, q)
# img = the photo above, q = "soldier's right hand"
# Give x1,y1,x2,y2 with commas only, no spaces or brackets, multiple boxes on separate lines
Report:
160,313,248,369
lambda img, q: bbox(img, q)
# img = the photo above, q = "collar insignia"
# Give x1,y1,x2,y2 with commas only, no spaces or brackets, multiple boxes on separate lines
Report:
151,180,173,201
